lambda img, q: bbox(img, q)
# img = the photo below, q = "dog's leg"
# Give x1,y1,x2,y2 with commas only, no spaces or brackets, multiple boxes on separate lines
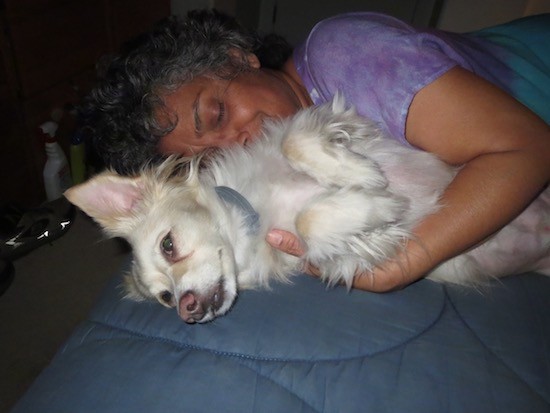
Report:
297,187,410,287
281,117,388,190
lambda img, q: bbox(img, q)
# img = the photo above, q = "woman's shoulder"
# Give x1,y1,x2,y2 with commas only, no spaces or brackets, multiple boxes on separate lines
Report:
294,12,460,144
307,12,416,43
299,12,423,67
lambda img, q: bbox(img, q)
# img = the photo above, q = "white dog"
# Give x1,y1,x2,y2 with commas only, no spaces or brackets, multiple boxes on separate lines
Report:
66,96,549,323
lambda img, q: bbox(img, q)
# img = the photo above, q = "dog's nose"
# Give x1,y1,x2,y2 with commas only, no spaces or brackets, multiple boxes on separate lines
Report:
178,282,225,324
179,291,204,324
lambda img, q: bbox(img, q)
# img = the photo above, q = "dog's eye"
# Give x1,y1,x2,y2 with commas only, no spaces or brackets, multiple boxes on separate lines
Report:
161,233,174,257
160,290,173,305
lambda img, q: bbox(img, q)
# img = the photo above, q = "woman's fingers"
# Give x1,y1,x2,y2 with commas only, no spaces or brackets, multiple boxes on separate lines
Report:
266,229,305,256
266,229,423,292
265,229,321,276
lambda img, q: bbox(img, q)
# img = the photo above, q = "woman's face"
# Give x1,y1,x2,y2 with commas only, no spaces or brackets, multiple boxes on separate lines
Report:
158,61,310,156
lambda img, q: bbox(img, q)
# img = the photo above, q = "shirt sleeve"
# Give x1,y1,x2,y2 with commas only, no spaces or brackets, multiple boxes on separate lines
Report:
293,12,460,146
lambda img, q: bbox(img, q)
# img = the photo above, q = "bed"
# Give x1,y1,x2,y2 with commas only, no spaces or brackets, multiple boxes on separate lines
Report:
10,262,550,413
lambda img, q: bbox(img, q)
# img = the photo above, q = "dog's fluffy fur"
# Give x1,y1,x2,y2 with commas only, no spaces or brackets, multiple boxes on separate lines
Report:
66,96,550,323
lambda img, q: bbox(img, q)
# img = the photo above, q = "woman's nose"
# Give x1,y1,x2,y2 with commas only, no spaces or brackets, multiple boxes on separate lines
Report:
236,130,251,145
216,129,251,146
218,112,263,146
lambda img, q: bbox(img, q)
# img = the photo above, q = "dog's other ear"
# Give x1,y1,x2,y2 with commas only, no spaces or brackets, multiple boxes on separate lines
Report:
330,91,348,114
64,172,142,236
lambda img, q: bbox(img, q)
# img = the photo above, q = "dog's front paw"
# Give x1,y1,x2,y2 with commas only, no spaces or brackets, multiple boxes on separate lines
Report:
282,129,388,189
297,187,410,278
297,187,408,240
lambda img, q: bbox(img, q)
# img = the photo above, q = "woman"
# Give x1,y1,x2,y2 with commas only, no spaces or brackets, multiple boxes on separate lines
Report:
81,10,550,292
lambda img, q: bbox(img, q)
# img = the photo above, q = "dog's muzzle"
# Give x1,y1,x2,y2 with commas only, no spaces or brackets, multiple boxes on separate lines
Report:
178,280,225,324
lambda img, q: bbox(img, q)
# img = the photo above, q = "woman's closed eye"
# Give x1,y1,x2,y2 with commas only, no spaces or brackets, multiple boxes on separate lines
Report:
206,100,226,131
194,96,226,136
216,101,226,126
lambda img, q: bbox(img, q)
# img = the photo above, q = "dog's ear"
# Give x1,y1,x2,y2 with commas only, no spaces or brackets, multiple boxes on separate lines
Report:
64,172,142,236
330,92,347,114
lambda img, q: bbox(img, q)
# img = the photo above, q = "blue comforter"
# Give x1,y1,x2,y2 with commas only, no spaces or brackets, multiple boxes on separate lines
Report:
11,268,550,412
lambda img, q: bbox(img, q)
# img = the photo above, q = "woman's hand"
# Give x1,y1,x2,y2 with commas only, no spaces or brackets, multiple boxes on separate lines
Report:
266,229,424,292
266,229,306,257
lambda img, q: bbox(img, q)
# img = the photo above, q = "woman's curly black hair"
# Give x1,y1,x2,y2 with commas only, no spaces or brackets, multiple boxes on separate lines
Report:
80,9,292,174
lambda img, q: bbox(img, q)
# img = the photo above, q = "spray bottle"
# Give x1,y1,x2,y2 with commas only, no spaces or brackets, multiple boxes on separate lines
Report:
41,121,73,201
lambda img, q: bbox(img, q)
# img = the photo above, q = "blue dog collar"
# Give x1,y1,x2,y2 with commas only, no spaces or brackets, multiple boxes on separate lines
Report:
214,186,260,235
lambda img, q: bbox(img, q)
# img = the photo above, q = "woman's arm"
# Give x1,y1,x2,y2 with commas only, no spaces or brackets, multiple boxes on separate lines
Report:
267,67,550,292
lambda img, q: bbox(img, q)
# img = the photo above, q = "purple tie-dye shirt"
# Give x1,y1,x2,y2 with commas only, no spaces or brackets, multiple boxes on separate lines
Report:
293,12,550,146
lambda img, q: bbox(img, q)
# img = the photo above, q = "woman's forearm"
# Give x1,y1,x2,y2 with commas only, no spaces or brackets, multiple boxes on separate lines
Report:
267,143,549,292
352,146,550,291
